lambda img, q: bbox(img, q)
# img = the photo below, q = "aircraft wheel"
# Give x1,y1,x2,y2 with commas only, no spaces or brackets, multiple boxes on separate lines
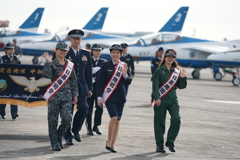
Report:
192,70,200,79
214,72,222,81
32,56,39,64
232,77,240,86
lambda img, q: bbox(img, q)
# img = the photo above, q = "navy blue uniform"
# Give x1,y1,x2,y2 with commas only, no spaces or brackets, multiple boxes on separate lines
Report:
64,48,92,140
0,55,21,119
151,57,161,81
120,53,134,95
97,61,132,120
86,57,106,130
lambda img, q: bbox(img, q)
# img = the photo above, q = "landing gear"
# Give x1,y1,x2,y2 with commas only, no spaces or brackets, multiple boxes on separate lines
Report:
32,56,39,64
191,69,200,79
232,77,240,86
214,72,222,81
232,68,240,86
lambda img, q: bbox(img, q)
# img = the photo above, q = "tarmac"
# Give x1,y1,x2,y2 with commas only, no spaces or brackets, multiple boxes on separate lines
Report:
0,55,240,160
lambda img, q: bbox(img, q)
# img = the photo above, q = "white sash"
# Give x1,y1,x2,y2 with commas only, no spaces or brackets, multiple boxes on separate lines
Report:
151,68,180,107
43,60,74,100
102,61,124,103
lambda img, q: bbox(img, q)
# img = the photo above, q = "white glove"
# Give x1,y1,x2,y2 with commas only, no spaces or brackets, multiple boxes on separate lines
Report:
92,67,101,74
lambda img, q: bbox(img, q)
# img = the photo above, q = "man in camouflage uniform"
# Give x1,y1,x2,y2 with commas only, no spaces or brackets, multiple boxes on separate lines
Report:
42,41,78,151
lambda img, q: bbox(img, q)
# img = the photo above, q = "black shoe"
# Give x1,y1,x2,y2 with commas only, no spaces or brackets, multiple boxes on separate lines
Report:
105,141,111,151
74,133,82,142
165,142,176,152
58,138,63,149
65,139,73,145
1,115,6,119
12,114,19,120
52,145,61,151
87,129,94,135
93,126,102,135
156,146,166,153
111,148,117,153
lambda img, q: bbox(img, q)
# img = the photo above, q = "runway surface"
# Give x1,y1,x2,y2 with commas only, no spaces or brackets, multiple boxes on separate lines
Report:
0,55,239,160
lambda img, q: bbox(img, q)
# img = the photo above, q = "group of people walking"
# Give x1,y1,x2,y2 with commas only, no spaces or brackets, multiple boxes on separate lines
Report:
0,29,187,154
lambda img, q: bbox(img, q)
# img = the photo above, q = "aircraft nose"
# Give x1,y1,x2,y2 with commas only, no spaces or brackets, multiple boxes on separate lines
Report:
0,42,5,49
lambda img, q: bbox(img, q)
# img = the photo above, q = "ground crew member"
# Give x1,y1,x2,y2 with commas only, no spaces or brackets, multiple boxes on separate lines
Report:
42,41,78,151
13,39,22,57
120,43,134,95
64,29,92,145
97,44,132,153
152,49,187,153
151,47,164,81
85,43,106,136
0,43,21,120
86,43,91,50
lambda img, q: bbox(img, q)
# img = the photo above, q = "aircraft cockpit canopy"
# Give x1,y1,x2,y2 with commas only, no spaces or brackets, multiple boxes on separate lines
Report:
0,29,23,37
130,32,183,46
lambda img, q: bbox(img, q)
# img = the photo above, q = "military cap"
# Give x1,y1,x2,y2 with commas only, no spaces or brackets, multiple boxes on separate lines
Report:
86,43,91,48
68,29,84,38
109,44,123,52
120,43,129,48
5,43,14,49
91,43,103,51
165,49,177,58
56,41,69,51
158,47,164,52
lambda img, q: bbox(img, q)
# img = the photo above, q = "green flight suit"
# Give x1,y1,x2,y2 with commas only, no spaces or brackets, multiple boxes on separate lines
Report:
152,64,187,147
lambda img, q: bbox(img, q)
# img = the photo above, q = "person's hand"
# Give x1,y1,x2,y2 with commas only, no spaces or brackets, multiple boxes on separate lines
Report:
97,99,102,107
44,52,52,62
180,68,187,77
87,90,92,98
130,75,134,79
72,97,78,104
155,99,161,106
122,63,128,75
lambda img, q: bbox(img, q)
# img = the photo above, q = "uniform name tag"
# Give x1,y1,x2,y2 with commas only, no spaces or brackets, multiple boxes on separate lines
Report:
43,60,74,100
151,68,180,107
102,61,124,103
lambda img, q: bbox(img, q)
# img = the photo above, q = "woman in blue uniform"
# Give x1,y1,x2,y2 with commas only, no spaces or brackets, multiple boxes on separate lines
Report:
97,44,132,153
152,49,187,153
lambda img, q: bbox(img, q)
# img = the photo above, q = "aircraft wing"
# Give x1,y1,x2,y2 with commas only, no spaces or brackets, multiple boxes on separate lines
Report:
181,44,240,54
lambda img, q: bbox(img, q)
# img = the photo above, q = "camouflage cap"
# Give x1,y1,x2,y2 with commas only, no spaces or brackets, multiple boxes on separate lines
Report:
5,43,14,49
56,41,69,51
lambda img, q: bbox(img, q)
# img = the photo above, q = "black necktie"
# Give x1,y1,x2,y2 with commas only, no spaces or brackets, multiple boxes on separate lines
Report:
95,60,98,65
76,51,79,57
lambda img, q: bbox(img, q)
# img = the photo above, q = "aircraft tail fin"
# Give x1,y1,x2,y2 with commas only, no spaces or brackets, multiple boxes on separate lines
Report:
19,8,45,32
159,6,189,33
83,7,109,31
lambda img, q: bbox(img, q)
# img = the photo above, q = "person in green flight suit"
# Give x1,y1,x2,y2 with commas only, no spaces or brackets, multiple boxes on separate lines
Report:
152,49,187,153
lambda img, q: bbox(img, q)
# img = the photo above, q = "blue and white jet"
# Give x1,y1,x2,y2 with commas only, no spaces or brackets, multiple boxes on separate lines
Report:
207,48,240,86
20,6,189,60
0,8,50,49
121,32,240,83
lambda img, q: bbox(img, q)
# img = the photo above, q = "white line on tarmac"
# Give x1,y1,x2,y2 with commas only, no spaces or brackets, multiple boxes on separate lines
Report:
203,100,240,104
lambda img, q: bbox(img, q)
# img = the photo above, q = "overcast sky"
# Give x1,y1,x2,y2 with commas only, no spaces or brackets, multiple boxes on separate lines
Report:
1,0,240,41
